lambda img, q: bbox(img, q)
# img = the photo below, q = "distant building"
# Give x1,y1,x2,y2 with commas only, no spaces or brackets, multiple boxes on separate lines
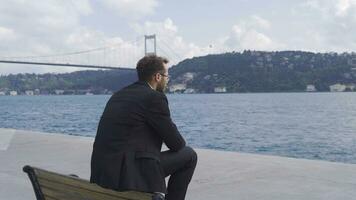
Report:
0,91,5,95
54,90,64,95
181,72,195,83
329,84,346,92
214,87,227,93
63,90,75,95
169,84,186,93
184,88,195,94
203,75,211,80
76,89,89,95
265,54,272,62
10,91,18,96
34,89,40,95
345,84,356,91
305,85,317,92
25,90,34,96
0,88,9,93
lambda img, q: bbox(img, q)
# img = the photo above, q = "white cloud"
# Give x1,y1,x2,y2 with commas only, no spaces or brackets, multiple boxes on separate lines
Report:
0,26,16,41
335,0,356,16
0,0,93,55
131,18,213,64
162,18,178,32
0,0,140,75
132,16,279,63
221,16,283,51
4,0,356,75
101,0,158,20
302,0,356,18
227,26,272,50
132,18,177,36
131,16,284,64
70,0,93,16
251,15,271,29
294,0,356,52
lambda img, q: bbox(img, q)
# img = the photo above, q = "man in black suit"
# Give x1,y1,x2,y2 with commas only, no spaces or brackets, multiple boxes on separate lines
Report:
90,55,197,200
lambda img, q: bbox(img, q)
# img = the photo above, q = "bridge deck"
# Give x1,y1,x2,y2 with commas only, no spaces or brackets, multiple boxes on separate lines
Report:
0,60,135,70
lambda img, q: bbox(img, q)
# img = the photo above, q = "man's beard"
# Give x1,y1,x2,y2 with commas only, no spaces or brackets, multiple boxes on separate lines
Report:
156,82,167,93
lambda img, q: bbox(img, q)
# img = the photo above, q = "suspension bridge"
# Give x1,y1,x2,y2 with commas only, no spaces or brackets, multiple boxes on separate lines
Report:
0,34,184,71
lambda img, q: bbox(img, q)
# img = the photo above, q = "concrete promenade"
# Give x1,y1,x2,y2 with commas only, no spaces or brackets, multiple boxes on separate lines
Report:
1,128,356,200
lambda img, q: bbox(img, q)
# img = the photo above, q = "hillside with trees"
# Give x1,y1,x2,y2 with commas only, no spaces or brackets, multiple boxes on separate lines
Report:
1,50,356,95
0,69,137,95
168,50,356,93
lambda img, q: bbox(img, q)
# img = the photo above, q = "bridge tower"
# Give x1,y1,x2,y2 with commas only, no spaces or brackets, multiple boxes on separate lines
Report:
144,34,156,56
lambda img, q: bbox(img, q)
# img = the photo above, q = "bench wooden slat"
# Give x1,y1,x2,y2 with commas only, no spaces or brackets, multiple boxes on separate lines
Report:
43,196,59,200
41,186,80,200
34,168,151,200
23,165,153,200
38,178,132,200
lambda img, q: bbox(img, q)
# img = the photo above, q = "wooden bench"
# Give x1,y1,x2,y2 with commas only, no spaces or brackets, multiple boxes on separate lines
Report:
23,165,153,200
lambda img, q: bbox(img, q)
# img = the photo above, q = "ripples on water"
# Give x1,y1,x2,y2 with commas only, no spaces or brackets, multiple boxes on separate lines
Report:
0,93,355,164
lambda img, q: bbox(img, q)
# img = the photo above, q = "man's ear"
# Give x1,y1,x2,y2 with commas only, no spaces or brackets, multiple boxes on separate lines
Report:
154,73,161,81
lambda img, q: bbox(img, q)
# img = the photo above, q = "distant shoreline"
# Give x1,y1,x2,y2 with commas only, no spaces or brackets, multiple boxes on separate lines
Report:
1,90,356,96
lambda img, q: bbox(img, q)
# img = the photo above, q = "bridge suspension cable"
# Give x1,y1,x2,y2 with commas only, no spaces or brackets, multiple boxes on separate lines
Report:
0,34,187,70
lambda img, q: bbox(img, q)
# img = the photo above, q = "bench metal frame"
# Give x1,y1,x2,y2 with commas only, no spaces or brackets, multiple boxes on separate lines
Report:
23,165,45,200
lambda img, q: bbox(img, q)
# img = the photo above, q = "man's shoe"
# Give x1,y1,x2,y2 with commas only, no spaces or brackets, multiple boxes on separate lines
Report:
152,193,165,200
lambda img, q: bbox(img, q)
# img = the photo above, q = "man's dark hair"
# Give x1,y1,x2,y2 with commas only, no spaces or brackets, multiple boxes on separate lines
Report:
136,55,169,81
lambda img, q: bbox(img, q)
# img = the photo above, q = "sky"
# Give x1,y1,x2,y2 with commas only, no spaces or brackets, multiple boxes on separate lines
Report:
0,0,356,75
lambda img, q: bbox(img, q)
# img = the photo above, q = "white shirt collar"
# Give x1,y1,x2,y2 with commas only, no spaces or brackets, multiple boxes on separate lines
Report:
147,82,155,90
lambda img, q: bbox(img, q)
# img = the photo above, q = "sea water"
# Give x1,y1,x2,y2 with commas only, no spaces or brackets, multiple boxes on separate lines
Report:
0,92,355,163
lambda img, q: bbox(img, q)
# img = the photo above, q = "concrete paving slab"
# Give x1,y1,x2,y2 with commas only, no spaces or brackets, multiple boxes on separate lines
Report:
0,128,15,150
1,128,356,200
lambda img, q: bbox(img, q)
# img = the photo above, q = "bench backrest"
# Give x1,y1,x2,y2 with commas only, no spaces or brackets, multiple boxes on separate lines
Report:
23,165,152,200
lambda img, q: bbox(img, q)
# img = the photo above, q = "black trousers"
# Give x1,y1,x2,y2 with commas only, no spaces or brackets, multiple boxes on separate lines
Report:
159,146,198,200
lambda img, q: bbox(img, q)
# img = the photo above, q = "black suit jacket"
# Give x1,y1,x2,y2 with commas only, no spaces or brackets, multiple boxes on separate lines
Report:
90,81,186,193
